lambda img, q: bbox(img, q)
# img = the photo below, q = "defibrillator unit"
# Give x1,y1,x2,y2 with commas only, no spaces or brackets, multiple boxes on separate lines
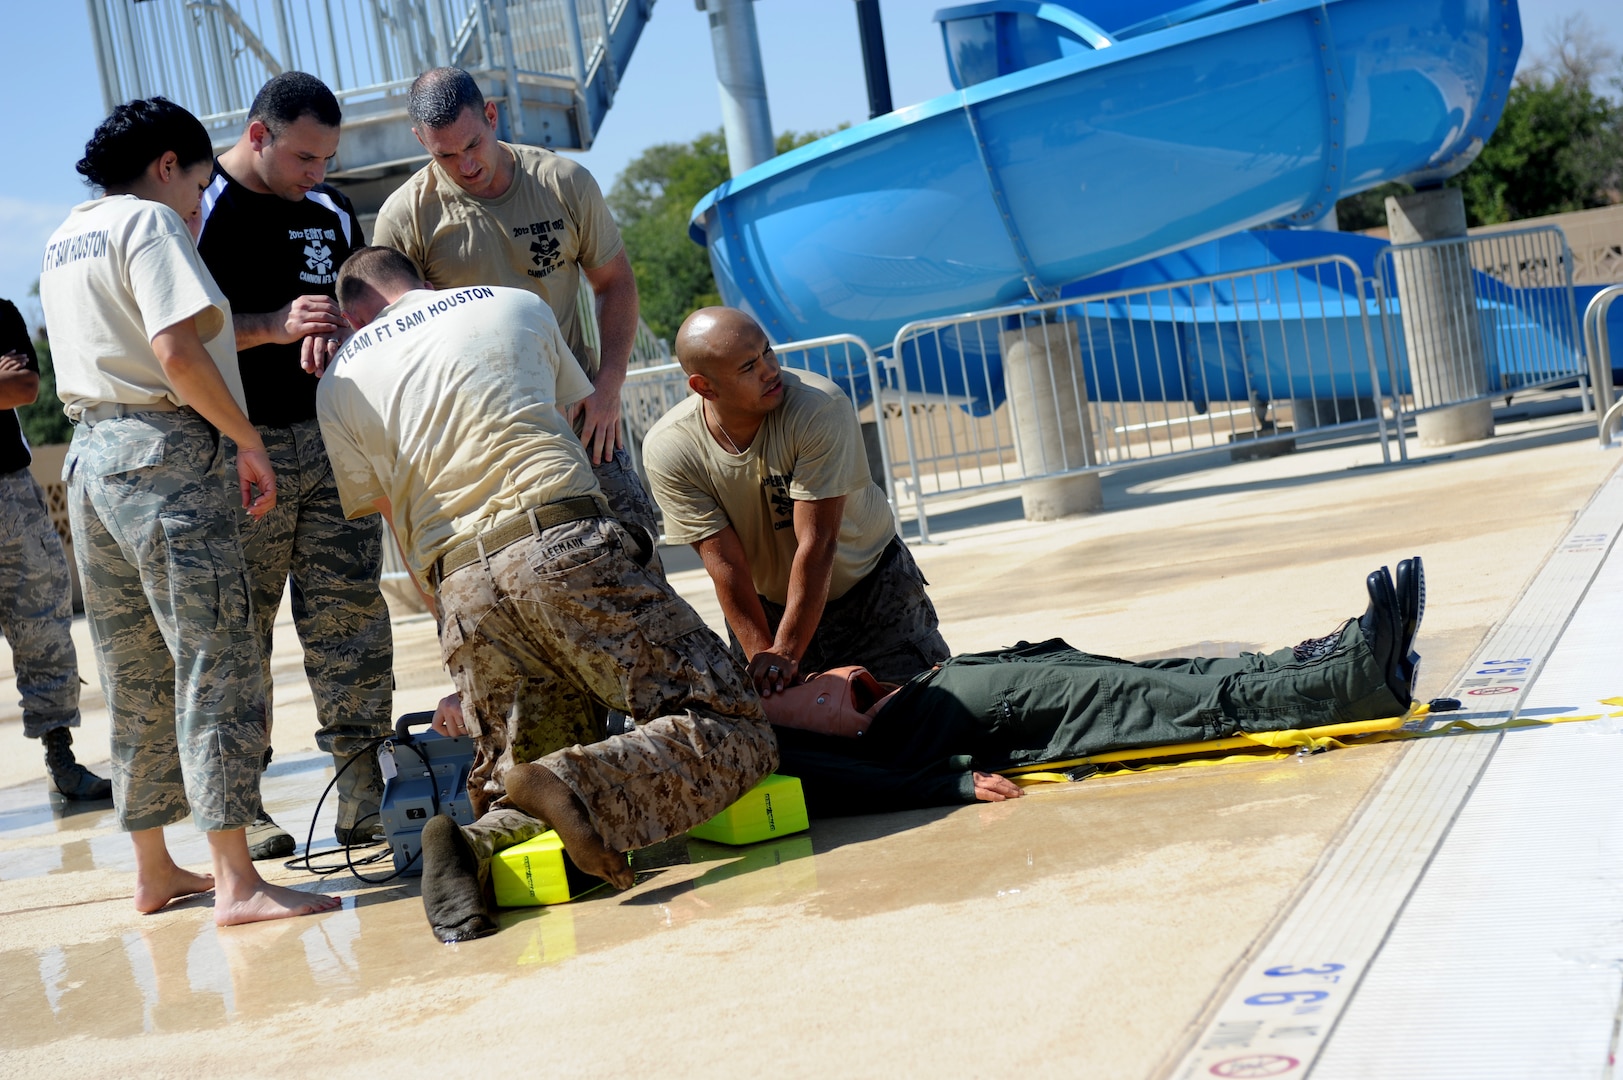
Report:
377,711,477,876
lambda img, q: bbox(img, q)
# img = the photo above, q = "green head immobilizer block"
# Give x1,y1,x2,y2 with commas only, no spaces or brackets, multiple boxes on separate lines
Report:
688,774,809,845
490,830,606,908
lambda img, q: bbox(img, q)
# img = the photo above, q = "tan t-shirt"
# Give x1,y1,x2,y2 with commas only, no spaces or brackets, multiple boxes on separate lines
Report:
316,285,599,580
38,195,246,417
644,369,894,604
372,144,623,377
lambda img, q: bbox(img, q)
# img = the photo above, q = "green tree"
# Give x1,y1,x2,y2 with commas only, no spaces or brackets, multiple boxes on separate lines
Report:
609,129,836,342
1448,78,1621,225
16,283,71,446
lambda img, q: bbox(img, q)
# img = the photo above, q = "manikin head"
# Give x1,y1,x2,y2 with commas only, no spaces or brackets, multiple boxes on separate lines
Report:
407,67,512,200
229,72,343,200
674,307,785,421
335,246,429,329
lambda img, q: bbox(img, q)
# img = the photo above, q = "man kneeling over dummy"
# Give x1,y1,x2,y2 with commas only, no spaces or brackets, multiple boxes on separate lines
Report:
767,560,1426,813
644,307,950,698
316,247,776,942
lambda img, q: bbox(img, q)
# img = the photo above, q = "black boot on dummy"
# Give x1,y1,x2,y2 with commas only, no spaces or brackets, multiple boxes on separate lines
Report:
421,814,498,944
1395,556,1425,688
42,727,112,801
1358,566,1412,709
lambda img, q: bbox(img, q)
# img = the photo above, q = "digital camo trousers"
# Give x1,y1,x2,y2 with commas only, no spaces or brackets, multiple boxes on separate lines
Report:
593,446,663,578
67,410,266,832
435,515,776,857
0,469,81,738
747,536,951,684
236,419,393,824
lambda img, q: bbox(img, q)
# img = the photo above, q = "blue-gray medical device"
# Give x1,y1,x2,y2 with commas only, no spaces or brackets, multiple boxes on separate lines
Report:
378,712,477,876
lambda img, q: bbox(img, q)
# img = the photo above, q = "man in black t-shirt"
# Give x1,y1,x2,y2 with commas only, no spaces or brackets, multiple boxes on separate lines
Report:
196,73,394,859
0,299,108,800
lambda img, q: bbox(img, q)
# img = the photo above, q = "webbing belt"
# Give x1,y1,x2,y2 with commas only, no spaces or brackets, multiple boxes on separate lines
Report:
73,399,183,426
432,495,609,584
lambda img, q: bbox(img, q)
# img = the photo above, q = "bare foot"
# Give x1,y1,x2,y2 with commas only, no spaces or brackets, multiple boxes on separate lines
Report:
214,882,342,927
134,866,215,915
505,764,634,890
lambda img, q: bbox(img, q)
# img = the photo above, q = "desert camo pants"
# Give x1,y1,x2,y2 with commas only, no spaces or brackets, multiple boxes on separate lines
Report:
66,409,265,832
436,514,775,856
593,446,663,577
0,470,81,739
740,536,951,684
237,419,393,827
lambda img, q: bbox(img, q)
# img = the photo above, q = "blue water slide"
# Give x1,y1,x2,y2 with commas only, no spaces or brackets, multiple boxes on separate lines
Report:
689,0,1520,360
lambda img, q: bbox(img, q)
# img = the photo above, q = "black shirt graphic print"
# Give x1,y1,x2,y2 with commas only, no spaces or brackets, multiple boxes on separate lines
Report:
196,164,364,427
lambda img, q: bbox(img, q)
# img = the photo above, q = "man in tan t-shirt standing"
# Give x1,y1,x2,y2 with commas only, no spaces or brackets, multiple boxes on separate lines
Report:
644,307,950,697
372,66,658,563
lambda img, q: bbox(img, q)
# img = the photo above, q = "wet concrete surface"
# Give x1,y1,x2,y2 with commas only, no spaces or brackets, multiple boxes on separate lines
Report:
0,401,1616,1077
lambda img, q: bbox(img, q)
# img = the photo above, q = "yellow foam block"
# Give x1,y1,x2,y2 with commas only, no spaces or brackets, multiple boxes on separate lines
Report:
490,830,605,908
688,774,809,845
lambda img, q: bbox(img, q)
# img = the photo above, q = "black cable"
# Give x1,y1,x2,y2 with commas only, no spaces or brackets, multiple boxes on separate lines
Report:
282,734,440,884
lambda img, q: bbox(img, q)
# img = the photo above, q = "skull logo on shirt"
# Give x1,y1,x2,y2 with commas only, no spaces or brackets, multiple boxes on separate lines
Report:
304,240,334,276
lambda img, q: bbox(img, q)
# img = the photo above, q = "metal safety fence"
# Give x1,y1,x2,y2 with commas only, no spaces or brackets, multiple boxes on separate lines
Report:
1373,225,1588,420
885,255,1396,540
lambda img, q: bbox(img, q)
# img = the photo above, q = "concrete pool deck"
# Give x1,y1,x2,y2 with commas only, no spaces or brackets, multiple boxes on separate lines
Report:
1,398,1617,1079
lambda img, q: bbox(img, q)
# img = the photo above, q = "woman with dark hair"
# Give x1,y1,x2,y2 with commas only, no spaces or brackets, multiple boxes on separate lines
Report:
38,97,339,925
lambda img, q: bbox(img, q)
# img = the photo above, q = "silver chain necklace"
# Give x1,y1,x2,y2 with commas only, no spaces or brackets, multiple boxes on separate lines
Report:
705,400,747,455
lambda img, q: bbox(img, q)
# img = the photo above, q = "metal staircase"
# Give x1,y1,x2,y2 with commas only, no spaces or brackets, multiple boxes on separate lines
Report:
85,0,657,211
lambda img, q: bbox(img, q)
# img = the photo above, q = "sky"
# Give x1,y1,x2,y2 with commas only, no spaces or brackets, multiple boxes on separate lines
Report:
2,0,1617,328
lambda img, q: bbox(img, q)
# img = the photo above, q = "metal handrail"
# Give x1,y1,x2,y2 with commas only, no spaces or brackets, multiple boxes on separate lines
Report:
1585,285,1623,447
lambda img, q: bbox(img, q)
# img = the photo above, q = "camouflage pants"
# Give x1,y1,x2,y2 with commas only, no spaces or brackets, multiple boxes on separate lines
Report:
593,446,662,578
436,515,775,855
235,420,393,828
738,536,951,684
66,409,265,832
0,470,80,738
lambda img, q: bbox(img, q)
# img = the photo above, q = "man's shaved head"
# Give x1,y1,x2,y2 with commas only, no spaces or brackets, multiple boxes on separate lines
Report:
675,307,768,377
676,306,785,422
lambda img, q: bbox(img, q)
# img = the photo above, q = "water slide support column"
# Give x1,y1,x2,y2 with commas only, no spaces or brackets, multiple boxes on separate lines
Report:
854,0,893,119
1000,319,1104,520
1385,188,1494,446
698,0,775,177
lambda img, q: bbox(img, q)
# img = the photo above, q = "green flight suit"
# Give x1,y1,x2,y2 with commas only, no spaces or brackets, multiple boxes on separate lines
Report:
777,621,1402,814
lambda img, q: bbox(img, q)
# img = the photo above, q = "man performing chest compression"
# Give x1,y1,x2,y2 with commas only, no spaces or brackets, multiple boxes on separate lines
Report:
644,307,950,696
317,248,775,943
195,72,393,859
371,67,658,559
